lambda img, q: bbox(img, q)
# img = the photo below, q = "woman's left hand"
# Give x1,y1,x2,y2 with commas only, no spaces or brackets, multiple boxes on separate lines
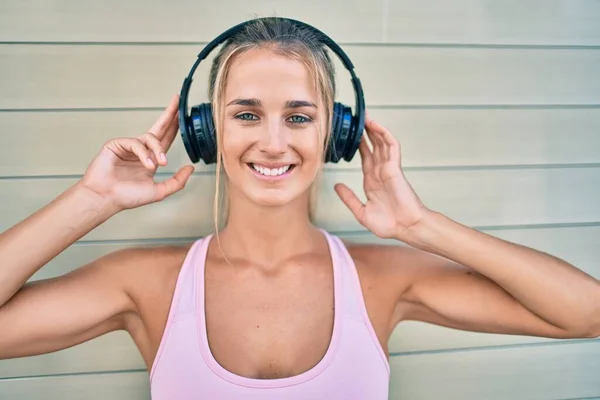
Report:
334,116,429,239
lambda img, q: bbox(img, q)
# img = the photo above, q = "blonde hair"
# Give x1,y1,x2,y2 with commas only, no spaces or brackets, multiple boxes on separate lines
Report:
207,17,337,233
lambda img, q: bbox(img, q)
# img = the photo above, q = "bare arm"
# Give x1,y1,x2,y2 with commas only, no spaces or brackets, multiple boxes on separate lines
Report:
0,183,130,359
0,183,137,359
0,243,136,359
395,211,600,338
0,95,193,359
0,183,116,309
335,115,600,340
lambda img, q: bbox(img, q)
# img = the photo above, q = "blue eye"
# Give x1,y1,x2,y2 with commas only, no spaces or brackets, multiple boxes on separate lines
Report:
235,113,258,121
288,115,311,124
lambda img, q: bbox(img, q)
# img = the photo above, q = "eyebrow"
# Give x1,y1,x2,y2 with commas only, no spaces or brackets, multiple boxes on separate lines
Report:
285,100,317,109
227,98,262,107
226,98,317,109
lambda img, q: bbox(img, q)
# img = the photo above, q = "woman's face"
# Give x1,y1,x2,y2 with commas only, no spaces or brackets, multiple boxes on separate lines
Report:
220,47,324,209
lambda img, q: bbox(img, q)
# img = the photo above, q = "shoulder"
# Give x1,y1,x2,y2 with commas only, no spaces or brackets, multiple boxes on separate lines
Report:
83,240,199,362
107,241,195,296
104,241,197,322
343,239,448,273
341,239,444,298
343,239,419,273
341,238,473,304
113,242,193,274
81,240,197,314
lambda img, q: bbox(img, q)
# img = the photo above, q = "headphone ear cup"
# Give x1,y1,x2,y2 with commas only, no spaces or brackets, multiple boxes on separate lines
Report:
327,102,352,163
181,110,200,163
343,110,363,162
187,105,206,163
199,103,217,164
326,103,342,162
188,103,217,164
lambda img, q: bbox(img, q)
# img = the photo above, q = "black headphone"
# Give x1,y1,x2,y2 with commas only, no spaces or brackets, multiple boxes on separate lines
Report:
178,17,365,164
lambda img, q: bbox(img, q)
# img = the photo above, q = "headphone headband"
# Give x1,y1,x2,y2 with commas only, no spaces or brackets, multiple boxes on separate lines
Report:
179,17,365,163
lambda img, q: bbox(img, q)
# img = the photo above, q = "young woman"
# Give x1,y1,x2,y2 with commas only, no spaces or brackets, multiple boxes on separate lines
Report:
0,17,598,399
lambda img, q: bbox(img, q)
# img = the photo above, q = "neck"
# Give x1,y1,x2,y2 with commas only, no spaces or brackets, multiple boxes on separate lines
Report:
216,192,320,266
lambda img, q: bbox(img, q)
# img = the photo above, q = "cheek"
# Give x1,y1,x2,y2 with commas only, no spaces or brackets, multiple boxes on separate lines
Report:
296,127,325,161
219,127,248,174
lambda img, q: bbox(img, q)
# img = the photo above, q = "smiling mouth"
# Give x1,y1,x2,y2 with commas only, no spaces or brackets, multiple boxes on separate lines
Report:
247,163,296,178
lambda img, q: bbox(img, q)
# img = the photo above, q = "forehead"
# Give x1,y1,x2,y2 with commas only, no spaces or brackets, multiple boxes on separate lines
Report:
224,47,317,102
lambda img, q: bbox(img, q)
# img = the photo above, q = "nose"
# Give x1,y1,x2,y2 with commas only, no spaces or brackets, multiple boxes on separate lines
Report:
258,119,289,156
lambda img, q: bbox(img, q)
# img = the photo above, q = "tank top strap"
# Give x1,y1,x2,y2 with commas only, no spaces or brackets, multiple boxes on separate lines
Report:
169,236,209,320
149,235,209,381
321,230,390,373
321,231,363,320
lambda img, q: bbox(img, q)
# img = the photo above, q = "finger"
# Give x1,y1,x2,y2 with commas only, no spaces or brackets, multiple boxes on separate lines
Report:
365,119,384,164
371,119,399,164
139,132,167,166
334,183,365,225
366,118,389,161
357,135,373,172
377,128,391,161
109,138,156,170
153,165,195,201
160,109,180,153
149,94,179,138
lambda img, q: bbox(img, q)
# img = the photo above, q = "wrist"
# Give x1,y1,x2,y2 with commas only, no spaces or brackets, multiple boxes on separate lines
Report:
398,209,446,251
70,180,121,222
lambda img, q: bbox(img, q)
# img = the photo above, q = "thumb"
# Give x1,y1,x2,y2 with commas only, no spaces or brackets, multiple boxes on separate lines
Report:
334,183,365,224
153,165,195,202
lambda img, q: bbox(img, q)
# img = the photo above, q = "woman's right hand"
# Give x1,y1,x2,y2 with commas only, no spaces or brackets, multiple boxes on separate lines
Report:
80,95,195,211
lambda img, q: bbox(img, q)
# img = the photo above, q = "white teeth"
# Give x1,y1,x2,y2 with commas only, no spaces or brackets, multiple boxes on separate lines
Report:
251,164,291,177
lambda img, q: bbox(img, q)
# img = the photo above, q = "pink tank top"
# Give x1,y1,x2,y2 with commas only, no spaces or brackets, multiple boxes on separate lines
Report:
149,230,390,399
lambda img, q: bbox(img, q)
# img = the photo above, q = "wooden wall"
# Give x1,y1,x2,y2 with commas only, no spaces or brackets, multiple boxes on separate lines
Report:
0,1,599,398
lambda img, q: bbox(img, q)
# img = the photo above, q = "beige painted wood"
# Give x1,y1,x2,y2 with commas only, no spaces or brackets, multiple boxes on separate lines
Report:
0,226,596,379
1,168,599,241
1,1,599,45
0,332,144,379
3,108,600,177
0,1,598,398
2,45,600,110
30,226,599,284
389,340,600,400
0,370,150,400
1,341,598,399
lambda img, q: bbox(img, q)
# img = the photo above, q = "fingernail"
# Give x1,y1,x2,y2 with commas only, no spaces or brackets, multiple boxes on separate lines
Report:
160,153,167,163
147,158,155,167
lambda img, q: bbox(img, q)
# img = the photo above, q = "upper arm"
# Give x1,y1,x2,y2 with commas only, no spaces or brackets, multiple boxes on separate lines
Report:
0,248,141,360
365,245,577,339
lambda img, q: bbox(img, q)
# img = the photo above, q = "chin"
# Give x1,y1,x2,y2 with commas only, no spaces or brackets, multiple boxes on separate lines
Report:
245,187,305,208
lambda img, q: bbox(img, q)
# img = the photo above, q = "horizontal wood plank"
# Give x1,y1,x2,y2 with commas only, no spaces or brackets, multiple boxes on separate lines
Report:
1,0,599,45
2,108,600,177
1,1,599,397
0,370,149,400
389,340,600,400
2,168,599,241
2,168,599,240
0,332,144,380
0,226,597,379
1,341,598,399
2,45,600,110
